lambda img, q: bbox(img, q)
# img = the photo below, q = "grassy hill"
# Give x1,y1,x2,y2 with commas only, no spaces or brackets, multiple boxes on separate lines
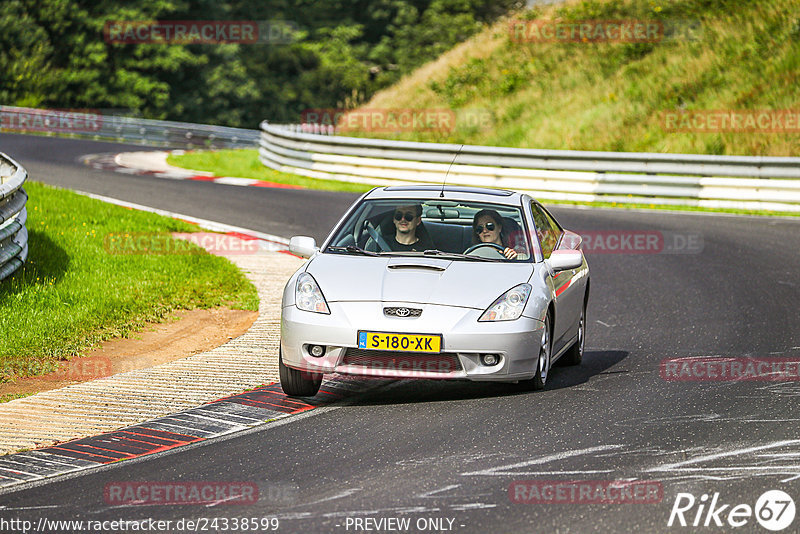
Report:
349,0,800,156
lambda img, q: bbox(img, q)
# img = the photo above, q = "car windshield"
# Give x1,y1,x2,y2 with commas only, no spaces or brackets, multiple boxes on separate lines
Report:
325,198,532,261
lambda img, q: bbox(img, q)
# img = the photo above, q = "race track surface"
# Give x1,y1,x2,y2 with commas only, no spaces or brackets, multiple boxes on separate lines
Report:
2,132,800,533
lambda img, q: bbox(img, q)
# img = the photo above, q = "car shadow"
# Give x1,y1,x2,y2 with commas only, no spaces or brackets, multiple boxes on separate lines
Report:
342,349,629,405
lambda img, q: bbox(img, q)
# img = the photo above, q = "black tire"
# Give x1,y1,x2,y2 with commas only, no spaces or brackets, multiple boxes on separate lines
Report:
559,304,585,367
518,315,551,391
279,350,322,397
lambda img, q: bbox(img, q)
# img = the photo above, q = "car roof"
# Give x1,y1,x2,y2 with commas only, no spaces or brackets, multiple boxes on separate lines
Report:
363,185,526,205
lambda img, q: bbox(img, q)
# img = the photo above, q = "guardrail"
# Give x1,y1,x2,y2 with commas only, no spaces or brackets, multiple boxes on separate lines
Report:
259,122,800,212
0,153,28,281
1,105,260,149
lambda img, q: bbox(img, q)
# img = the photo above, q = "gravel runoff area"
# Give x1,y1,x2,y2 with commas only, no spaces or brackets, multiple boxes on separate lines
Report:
0,251,304,455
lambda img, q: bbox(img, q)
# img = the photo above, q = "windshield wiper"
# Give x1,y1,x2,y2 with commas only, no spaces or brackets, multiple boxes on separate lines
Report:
326,245,379,256
421,249,500,262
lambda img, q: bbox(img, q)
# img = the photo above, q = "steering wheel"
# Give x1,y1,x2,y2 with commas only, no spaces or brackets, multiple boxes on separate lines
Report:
364,220,392,252
464,242,506,258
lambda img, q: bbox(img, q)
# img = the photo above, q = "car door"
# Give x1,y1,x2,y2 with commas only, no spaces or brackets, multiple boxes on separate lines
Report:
531,202,582,355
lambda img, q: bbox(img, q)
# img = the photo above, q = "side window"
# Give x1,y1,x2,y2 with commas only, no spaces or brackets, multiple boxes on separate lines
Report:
530,202,559,258
541,207,563,245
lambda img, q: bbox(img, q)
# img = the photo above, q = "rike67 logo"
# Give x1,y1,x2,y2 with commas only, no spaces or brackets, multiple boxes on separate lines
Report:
668,490,795,531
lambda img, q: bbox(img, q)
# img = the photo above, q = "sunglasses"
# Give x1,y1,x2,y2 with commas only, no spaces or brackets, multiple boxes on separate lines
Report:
394,211,416,222
474,222,496,233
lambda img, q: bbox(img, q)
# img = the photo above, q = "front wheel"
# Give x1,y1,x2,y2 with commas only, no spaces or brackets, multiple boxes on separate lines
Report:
559,305,585,367
518,315,551,391
279,349,322,397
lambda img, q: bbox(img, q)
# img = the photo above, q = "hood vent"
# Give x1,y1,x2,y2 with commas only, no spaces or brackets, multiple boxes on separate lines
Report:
387,263,446,272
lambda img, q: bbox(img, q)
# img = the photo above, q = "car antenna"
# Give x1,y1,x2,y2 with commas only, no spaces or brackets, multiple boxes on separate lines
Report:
440,144,463,198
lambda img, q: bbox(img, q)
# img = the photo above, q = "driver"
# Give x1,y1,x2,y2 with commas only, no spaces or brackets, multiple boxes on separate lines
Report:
389,204,435,252
471,209,518,259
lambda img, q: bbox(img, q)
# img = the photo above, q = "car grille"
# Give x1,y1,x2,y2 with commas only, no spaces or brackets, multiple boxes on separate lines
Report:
383,307,422,318
341,348,461,373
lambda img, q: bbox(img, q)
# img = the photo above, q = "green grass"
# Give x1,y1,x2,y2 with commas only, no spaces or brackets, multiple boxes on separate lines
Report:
164,0,800,217
167,149,372,193
0,393,34,403
0,181,259,382
359,0,800,157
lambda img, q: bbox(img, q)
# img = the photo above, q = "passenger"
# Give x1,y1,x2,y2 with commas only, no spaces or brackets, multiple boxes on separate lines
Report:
388,204,435,252
471,209,518,259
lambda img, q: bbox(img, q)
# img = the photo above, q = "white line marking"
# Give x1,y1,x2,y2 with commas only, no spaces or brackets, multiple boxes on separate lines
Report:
647,440,800,473
451,503,497,510
300,488,363,506
657,474,740,482
0,505,60,511
323,506,439,518
214,177,261,186
74,191,289,246
479,469,614,476
659,466,800,472
417,485,460,498
206,493,252,508
274,512,313,520
461,444,624,476
169,412,249,429
596,320,613,327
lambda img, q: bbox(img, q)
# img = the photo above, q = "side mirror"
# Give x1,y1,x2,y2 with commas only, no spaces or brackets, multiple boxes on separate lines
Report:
547,249,583,271
289,236,318,258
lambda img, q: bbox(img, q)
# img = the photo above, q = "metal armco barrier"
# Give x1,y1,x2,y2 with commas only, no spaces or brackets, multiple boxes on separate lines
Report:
0,105,260,149
259,122,800,212
0,153,28,281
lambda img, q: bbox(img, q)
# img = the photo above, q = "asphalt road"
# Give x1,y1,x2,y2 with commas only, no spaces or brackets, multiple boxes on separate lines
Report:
3,133,800,533
0,133,359,242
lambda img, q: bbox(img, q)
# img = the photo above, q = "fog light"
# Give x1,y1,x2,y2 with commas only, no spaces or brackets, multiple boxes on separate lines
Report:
309,345,326,357
480,354,499,366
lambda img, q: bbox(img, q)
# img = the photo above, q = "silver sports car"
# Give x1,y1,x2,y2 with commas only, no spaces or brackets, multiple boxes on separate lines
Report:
279,186,589,396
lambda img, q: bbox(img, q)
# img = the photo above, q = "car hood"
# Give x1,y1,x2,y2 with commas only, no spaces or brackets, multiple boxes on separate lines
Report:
306,254,535,309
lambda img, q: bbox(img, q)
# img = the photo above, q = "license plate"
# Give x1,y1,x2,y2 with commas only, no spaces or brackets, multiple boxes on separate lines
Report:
358,331,441,353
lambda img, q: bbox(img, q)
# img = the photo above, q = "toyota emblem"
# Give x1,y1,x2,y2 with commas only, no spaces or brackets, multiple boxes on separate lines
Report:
396,307,411,317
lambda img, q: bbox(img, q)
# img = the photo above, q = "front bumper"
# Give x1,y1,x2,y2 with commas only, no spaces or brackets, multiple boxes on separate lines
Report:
280,301,544,382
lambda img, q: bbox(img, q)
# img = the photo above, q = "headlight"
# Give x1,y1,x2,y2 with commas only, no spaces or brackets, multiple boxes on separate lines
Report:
479,283,532,322
296,272,330,314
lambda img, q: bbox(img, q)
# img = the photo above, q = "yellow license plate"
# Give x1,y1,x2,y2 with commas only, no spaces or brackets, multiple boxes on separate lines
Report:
358,332,441,353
